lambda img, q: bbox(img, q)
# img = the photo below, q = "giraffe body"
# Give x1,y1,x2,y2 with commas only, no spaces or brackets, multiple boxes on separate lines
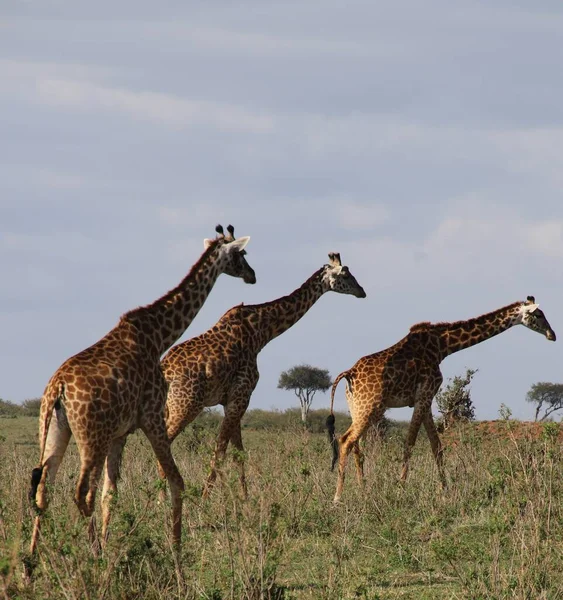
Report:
161,252,366,495
29,225,255,558
329,297,556,502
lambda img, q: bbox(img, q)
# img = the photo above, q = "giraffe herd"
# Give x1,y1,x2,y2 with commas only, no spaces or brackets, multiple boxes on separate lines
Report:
28,224,556,562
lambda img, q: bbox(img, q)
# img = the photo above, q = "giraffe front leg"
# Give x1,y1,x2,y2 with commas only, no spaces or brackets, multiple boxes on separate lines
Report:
203,401,250,498
144,427,184,551
158,376,206,503
422,411,447,490
230,421,248,499
204,379,254,499
400,402,426,483
203,418,233,498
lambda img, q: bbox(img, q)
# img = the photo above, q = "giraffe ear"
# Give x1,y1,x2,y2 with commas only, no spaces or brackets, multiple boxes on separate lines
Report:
523,302,540,313
203,238,214,250
328,252,342,267
225,236,250,253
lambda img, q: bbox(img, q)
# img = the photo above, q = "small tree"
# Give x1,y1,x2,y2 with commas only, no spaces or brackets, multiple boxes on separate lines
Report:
526,382,563,421
278,364,331,424
435,368,477,430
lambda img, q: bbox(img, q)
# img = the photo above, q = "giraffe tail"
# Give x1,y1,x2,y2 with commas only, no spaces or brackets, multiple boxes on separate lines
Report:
29,380,65,508
326,370,350,472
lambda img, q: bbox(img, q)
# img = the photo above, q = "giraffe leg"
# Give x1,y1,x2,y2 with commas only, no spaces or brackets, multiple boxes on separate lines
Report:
29,408,72,555
333,416,370,503
352,441,364,486
203,416,235,497
73,450,107,556
74,450,107,518
400,403,426,482
158,377,205,502
101,435,128,548
230,421,248,499
203,401,249,498
422,411,447,490
203,378,254,498
143,425,184,550
142,370,185,552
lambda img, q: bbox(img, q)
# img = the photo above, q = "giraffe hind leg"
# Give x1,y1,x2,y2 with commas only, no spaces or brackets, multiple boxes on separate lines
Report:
75,451,107,517
29,409,72,555
352,441,365,485
73,452,106,555
101,435,128,548
30,407,72,511
333,419,369,503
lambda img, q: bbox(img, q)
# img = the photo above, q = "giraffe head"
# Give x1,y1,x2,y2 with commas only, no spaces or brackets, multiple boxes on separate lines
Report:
321,252,366,298
204,224,256,284
517,296,556,341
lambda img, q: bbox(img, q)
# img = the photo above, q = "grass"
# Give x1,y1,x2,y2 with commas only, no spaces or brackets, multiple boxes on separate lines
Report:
0,415,562,599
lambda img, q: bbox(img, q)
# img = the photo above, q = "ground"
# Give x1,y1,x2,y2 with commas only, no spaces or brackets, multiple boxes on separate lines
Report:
0,415,562,599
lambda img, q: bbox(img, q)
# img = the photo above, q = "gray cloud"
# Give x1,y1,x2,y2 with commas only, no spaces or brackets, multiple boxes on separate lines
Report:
1,1,562,421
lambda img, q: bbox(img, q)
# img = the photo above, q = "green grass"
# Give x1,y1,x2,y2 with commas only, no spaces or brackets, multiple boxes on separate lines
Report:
0,416,562,599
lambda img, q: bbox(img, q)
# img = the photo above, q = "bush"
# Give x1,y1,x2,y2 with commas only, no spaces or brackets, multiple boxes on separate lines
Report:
21,398,42,417
435,368,477,431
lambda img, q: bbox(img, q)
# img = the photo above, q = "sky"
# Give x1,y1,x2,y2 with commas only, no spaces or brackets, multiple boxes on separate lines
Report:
1,1,562,422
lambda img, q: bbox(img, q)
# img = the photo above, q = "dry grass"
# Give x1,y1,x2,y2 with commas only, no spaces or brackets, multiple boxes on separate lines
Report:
1,416,562,599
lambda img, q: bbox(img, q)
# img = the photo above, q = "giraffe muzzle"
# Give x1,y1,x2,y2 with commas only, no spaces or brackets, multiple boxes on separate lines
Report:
243,269,257,284
546,328,556,341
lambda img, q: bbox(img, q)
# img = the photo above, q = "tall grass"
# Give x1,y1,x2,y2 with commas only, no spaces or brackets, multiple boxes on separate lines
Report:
1,416,561,599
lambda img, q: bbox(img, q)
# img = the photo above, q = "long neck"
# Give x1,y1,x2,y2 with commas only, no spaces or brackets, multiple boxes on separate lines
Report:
124,242,224,354
249,268,326,352
438,302,521,359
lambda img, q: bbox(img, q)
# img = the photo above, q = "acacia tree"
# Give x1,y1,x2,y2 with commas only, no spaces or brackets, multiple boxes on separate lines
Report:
526,382,563,421
278,364,331,424
435,368,477,430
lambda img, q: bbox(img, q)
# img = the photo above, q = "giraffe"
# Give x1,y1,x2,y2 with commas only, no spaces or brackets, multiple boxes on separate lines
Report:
159,252,366,497
28,225,256,558
328,297,556,503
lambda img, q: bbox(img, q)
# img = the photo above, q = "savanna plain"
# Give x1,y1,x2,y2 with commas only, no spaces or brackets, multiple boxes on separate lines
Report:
1,410,562,600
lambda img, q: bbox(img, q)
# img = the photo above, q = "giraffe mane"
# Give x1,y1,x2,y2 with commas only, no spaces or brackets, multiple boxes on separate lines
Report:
122,237,223,320
409,321,431,332
220,267,326,320
409,301,523,333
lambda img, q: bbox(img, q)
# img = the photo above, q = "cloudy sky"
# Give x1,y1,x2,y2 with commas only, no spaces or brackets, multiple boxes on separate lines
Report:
2,1,562,421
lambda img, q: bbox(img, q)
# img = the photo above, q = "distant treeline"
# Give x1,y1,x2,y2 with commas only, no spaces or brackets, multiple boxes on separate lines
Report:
0,399,352,433
197,407,399,436
0,399,402,437
0,398,41,418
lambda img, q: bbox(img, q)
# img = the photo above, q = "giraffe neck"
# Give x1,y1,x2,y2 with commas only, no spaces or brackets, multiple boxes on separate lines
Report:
437,302,522,359
124,242,224,355
247,267,327,352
